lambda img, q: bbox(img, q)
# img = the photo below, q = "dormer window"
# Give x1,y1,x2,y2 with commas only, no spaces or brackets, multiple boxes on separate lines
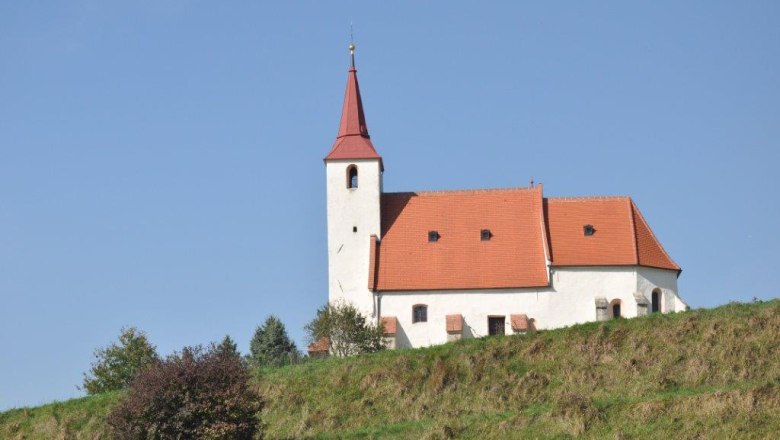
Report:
347,165,358,189
583,224,595,236
481,229,492,241
428,231,440,242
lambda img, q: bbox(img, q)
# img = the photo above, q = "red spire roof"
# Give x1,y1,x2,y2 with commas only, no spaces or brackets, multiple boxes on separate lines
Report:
324,65,382,163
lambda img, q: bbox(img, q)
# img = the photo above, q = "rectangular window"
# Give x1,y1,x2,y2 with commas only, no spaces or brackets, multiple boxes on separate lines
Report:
412,305,428,323
488,316,505,336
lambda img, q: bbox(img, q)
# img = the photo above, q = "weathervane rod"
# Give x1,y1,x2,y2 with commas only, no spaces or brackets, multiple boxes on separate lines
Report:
349,22,356,69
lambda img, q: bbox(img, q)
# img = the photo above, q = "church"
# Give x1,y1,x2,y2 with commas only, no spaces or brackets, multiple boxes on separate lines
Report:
320,46,687,350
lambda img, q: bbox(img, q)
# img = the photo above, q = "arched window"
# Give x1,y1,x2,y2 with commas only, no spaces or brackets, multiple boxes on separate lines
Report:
347,165,358,189
610,299,622,319
412,304,427,323
652,289,662,313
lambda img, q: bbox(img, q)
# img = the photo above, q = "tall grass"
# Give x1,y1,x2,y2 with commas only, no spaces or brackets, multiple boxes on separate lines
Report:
0,392,121,440
258,300,780,439
3,300,780,439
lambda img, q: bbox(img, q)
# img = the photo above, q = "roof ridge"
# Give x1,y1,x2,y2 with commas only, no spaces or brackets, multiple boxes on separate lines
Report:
628,198,640,265
545,195,631,201
383,186,541,196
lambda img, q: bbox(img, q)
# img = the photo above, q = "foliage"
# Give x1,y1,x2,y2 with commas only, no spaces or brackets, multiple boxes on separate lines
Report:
81,327,159,395
249,315,299,367
106,342,262,440
217,335,241,359
263,300,780,438
7,300,780,439
304,301,386,357
0,392,121,440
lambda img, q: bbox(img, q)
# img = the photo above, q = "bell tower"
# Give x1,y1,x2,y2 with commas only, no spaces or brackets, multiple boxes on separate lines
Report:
324,43,383,316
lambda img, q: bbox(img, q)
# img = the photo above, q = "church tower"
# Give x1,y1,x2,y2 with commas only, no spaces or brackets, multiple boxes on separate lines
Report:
324,44,383,317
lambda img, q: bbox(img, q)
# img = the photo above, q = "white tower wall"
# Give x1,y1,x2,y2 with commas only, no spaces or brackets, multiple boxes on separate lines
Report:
325,158,382,317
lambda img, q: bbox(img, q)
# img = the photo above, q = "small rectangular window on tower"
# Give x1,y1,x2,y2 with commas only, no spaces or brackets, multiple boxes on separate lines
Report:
583,225,595,236
428,231,440,242
353,226,357,233
481,229,492,241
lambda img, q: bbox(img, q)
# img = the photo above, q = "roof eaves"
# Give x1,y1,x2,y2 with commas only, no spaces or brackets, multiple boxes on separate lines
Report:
376,282,551,293
628,197,640,266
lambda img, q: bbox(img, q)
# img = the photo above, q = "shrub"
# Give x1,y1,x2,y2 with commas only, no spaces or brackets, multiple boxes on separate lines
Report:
107,342,262,439
81,327,159,395
304,301,385,357
249,315,299,367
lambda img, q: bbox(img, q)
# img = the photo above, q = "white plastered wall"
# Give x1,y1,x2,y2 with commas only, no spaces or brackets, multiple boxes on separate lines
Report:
326,159,382,317
636,266,684,313
378,266,683,349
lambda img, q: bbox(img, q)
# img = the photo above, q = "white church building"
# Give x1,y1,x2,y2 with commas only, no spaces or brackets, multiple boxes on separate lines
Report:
318,48,687,351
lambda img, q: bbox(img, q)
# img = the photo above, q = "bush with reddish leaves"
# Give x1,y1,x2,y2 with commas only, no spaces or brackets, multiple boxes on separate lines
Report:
107,342,262,440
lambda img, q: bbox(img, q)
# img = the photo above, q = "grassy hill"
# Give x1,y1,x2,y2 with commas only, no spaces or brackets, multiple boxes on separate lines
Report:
3,300,780,439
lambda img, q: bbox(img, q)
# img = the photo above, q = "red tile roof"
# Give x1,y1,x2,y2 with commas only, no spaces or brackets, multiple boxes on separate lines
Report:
306,337,329,354
545,197,679,271
381,316,397,335
631,201,680,271
373,187,550,291
368,235,379,291
446,314,463,333
369,189,679,292
324,68,382,164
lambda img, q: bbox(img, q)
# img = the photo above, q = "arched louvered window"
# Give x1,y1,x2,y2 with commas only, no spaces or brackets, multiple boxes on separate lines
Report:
347,165,358,189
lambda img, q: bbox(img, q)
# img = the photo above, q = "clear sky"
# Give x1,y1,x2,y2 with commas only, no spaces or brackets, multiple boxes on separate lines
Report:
1,1,778,410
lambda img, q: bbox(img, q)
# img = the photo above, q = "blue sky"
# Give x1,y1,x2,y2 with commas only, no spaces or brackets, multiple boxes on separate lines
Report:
1,1,778,410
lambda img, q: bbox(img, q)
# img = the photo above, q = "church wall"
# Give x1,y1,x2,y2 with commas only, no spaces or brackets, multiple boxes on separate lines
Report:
326,159,382,317
379,266,657,349
636,267,684,312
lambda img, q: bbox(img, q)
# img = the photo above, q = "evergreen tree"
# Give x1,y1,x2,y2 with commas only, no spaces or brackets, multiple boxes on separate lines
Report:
249,315,299,367
217,335,241,359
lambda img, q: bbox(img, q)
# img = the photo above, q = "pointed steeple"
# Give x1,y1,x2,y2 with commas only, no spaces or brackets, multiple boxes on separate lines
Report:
324,44,382,164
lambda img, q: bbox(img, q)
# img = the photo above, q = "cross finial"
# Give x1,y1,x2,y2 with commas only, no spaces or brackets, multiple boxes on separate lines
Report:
349,22,356,69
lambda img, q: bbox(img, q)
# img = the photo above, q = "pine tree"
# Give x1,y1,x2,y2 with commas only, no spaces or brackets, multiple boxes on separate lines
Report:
217,335,240,359
249,315,299,367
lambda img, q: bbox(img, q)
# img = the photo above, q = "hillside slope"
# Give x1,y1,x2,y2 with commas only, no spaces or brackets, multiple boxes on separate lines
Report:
3,300,780,439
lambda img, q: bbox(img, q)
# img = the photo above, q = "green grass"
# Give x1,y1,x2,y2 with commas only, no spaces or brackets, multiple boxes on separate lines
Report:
0,391,121,440
4,300,780,439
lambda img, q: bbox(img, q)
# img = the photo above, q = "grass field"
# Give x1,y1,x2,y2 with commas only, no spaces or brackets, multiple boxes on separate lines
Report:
3,300,780,439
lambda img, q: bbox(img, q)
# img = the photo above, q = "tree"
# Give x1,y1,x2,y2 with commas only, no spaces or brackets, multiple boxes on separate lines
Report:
217,335,240,359
304,301,385,357
82,327,159,395
249,315,299,367
107,343,262,440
